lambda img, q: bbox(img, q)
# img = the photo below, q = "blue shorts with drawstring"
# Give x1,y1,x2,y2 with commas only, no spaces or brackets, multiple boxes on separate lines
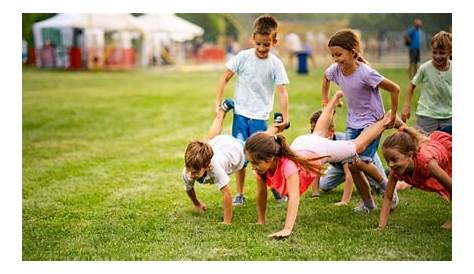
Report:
346,127,381,163
232,113,267,167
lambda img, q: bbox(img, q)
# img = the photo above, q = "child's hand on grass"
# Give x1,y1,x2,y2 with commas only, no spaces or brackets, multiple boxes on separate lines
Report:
194,203,207,213
268,228,291,239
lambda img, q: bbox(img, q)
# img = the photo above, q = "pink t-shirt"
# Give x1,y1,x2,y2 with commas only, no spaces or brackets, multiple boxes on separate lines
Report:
393,131,452,200
260,155,318,197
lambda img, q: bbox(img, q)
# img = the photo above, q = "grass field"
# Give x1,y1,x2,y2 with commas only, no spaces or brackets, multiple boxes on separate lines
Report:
22,66,451,260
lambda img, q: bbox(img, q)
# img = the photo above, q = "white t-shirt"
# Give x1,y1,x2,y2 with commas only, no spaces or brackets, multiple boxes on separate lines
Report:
225,48,289,120
183,135,245,191
291,134,357,164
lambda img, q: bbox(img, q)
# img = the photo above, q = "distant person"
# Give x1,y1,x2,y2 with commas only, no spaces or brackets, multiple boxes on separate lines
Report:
401,31,452,134
379,119,452,230
22,39,28,64
214,14,290,205
404,19,423,78
322,29,400,213
284,32,303,68
40,39,56,68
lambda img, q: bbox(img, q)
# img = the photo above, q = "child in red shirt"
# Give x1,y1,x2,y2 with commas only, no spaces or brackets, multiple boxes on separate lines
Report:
379,121,452,229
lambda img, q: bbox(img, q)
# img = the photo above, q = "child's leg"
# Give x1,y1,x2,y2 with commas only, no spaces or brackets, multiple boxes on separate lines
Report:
352,118,386,154
235,168,245,195
207,108,227,140
349,165,375,209
312,91,342,137
353,161,385,186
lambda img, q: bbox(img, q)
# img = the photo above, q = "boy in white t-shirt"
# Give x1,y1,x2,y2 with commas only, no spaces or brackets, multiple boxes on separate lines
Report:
182,106,245,224
214,14,290,205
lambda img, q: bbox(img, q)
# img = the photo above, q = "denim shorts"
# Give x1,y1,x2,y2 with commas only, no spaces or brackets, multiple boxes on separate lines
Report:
346,127,381,162
232,113,267,142
415,115,452,135
232,113,267,167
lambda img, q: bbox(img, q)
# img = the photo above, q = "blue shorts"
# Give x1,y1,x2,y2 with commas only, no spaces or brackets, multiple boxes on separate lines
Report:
232,113,267,142
232,113,267,167
346,127,381,163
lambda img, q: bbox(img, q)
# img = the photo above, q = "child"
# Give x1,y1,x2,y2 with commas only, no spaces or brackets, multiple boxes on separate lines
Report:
401,31,452,134
245,91,391,238
379,121,452,229
322,29,400,213
308,109,387,206
182,106,244,224
214,14,290,205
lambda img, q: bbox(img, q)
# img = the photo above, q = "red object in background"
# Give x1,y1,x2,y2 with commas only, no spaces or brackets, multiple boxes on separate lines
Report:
198,47,225,62
69,47,82,69
123,48,136,69
27,48,36,65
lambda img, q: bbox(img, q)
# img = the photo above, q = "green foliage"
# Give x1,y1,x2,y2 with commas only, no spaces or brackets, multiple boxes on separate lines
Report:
22,67,451,260
22,13,56,45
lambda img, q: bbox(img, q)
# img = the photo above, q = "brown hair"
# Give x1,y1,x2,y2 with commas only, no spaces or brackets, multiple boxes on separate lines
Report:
382,126,428,156
309,110,322,133
244,132,325,176
328,29,368,64
253,14,278,39
184,141,213,170
431,31,452,51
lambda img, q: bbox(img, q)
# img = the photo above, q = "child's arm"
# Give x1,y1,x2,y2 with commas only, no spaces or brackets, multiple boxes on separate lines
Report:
378,172,398,229
215,69,235,115
220,185,233,224
276,84,290,128
335,163,354,206
321,75,331,106
186,188,207,213
256,176,268,224
378,78,400,128
313,90,343,137
401,83,417,122
207,107,226,140
428,159,452,195
268,173,300,238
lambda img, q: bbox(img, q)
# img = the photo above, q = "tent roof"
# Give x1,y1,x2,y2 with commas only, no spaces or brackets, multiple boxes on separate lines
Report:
137,13,204,42
33,13,145,32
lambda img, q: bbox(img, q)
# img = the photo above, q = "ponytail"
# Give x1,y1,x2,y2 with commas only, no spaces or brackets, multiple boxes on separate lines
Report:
245,132,325,176
382,126,429,155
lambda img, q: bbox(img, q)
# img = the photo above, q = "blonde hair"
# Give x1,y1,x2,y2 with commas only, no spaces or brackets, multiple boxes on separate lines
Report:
184,141,213,170
253,14,278,39
328,29,368,64
244,132,325,176
431,31,452,51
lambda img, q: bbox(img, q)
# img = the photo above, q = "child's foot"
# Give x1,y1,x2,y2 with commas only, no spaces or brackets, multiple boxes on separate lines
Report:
221,99,235,113
390,189,399,211
232,193,246,206
310,193,321,199
275,196,288,204
353,202,377,214
441,219,452,229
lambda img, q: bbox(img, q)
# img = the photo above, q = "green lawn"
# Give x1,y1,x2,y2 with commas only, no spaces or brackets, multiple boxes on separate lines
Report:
22,66,451,260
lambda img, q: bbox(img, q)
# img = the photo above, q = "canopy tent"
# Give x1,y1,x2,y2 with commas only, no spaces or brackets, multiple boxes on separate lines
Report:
32,13,145,68
137,13,204,42
136,13,204,66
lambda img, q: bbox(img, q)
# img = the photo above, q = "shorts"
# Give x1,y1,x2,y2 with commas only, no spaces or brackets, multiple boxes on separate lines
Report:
232,113,267,167
409,48,420,64
346,127,381,163
415,115,452,135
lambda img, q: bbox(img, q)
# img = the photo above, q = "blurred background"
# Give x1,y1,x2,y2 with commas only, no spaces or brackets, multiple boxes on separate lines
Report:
22,13,451,71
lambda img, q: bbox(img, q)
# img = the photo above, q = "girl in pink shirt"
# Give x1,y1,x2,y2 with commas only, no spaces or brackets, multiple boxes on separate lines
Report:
245,91,391,238
379,122,452,230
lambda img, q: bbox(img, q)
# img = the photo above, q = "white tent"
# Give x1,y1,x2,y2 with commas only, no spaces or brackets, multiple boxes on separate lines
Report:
136,14,204,66
32,13,145,68
137,13,204,42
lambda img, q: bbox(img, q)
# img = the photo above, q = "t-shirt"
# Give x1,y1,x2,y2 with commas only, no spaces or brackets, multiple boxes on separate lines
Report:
412,60,452,119
261,155,317,197
290,134,356,164
226,48,289,120
325,62,385,128
392,131,452,200
407,27,421,50
182,135,245,191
